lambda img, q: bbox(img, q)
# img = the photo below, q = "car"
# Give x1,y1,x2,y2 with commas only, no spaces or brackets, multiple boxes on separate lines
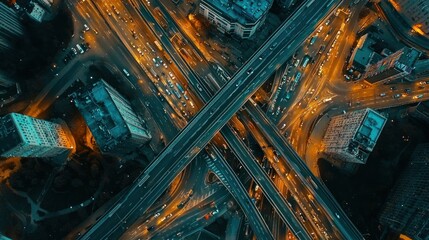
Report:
71,47,78,55
404,88,411,94
390,86,397,91
393,93,401,99
379,93,386,97
413,94,424,99
147,226,155,231
84,24,90,31
246,68,254,75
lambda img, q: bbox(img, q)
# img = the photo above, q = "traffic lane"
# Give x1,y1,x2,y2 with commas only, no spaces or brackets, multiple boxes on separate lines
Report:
141,188,230,239
208,146,274,240
240,111,332,238
221,125,313,239
245,103,363,239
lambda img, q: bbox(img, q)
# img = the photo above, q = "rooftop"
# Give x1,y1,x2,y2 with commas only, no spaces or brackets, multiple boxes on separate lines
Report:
201,0,272,25
72,80,134,153
350,34,376,70
353,109,387,152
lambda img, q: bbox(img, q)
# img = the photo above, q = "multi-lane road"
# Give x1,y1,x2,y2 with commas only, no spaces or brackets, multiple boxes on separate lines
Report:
78,0,364,239
26,0,428,238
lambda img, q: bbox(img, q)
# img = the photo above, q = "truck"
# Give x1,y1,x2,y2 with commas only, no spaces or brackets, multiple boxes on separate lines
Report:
309,35,317,45
154,40,163,51
294,71,302,83
149,68,158,78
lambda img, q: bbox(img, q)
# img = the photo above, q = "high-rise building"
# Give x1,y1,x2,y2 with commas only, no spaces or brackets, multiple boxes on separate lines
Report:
275,0,297,8
412,59,429,79
348,33,377,71
322,108,386,164
72,80,151,155
361,47,420,84
0,113,74,158
379,143,429,240
389,0,429,36
0,2,24,53
408,101,429,125
198,0,273,39
0,70,15,88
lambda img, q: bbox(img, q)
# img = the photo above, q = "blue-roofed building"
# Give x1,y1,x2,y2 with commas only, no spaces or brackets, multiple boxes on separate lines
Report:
322,108,387,164
72,80,151,156
199,0,273,39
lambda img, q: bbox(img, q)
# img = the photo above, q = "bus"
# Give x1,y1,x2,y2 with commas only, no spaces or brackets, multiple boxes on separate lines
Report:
301,55,311,68
154,40,163,51
154,7,168,29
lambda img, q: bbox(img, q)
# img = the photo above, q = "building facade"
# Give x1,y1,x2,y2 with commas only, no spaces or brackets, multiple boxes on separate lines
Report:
0,2,24,53
322,108,386,164
390,0,429,36
0,70,15,88
72,80,151,155
379,143,429,240
408,101,429,125
0,113,73,158
361,47,420,84
275,0,297,8
199,0,273,39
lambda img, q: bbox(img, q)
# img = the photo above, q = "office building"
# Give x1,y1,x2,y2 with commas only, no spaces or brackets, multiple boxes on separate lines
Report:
0,2,24,53
362,47,420,84
72,80,151,155
408,101,429,125
322,108,386,164
389,0,429,36
0,113,74,158
199,0,273,39
379,143,429,240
